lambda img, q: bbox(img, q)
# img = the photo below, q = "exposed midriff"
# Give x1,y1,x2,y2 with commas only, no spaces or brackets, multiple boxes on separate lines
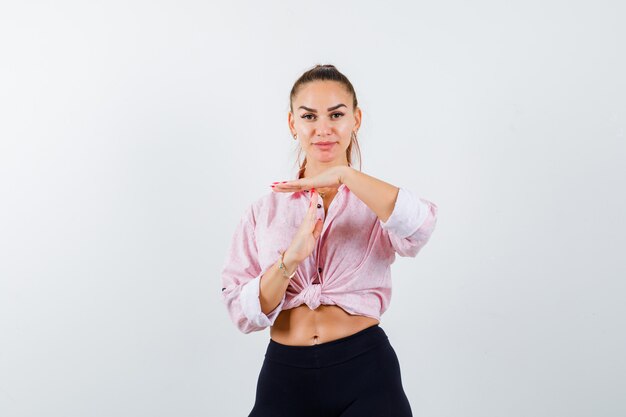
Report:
269,304,380,346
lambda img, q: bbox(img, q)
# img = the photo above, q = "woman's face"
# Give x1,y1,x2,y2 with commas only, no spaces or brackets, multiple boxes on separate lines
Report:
289,81,361,165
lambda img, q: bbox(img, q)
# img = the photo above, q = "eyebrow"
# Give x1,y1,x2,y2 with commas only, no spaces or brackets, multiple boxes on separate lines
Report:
298,103,347,112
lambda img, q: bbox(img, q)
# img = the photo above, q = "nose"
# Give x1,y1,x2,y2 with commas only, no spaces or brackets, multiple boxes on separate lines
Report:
315,120,333,137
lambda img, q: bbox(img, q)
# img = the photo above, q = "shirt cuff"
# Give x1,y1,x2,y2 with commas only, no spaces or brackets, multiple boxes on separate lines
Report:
239,275,286,327
380,187,431,238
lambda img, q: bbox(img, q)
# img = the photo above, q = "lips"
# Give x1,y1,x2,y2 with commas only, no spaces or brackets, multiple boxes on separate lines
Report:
314,142,336,149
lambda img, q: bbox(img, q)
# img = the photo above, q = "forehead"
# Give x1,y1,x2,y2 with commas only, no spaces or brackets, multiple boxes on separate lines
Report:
293,81,351,107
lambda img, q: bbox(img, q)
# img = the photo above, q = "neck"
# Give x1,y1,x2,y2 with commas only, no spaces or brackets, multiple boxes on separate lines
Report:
302,159,349,179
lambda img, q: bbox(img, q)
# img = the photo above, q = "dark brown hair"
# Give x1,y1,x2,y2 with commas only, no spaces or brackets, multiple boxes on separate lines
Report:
289,64,362,179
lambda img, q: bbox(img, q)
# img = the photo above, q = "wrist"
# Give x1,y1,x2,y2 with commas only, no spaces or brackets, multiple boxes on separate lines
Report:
339,165,353,185
283,249,300,266
281,248,300,272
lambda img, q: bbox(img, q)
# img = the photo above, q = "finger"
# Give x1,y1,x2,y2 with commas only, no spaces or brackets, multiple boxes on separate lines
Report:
274,183,301,190
312,218,323,240
308,188,318,215
304,190,319,227
275,180,305,189
277,187,305,195
307,194,317,221
272,185,299,192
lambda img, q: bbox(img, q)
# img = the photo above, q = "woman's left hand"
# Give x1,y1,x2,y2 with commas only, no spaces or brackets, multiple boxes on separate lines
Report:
270,166,347,193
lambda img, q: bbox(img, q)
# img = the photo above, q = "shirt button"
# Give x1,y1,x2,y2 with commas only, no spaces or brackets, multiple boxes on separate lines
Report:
317,204,322,208
318,267,322,273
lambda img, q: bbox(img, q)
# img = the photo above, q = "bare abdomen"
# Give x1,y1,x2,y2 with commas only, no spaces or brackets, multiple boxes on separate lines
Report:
270,304,380,346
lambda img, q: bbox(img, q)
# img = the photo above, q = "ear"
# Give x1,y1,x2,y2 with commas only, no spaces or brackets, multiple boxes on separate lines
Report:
287,111,296,135
353,106,362,131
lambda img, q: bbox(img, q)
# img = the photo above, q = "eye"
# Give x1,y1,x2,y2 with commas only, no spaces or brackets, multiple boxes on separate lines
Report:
331,112,344,119
301,114,315,120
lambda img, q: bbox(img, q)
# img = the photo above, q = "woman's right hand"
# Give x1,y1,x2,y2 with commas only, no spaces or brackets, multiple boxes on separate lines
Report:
284,188,324,264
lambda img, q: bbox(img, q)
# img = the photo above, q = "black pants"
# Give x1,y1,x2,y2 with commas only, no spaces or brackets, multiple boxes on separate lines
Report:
248,324,413,417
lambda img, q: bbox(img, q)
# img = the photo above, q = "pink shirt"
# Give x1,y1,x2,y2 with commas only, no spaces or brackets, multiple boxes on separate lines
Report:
220,183,438,334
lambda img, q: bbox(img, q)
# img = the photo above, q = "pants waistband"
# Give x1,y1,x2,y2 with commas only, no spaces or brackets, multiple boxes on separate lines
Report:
265,324,389,369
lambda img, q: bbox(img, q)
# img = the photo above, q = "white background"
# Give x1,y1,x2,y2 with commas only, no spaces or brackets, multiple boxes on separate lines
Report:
1,1,624,416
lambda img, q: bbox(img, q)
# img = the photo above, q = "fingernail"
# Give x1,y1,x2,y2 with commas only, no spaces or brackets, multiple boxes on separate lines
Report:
281,181,287,183
311,187,316,192
272,182,279,184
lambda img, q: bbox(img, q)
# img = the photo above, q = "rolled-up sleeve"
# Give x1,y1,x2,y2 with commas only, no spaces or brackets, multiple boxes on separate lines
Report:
220,206,286,334
379,187,438,257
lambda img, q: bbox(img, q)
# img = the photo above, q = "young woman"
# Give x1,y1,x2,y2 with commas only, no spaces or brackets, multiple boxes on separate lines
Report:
221,64,438,417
